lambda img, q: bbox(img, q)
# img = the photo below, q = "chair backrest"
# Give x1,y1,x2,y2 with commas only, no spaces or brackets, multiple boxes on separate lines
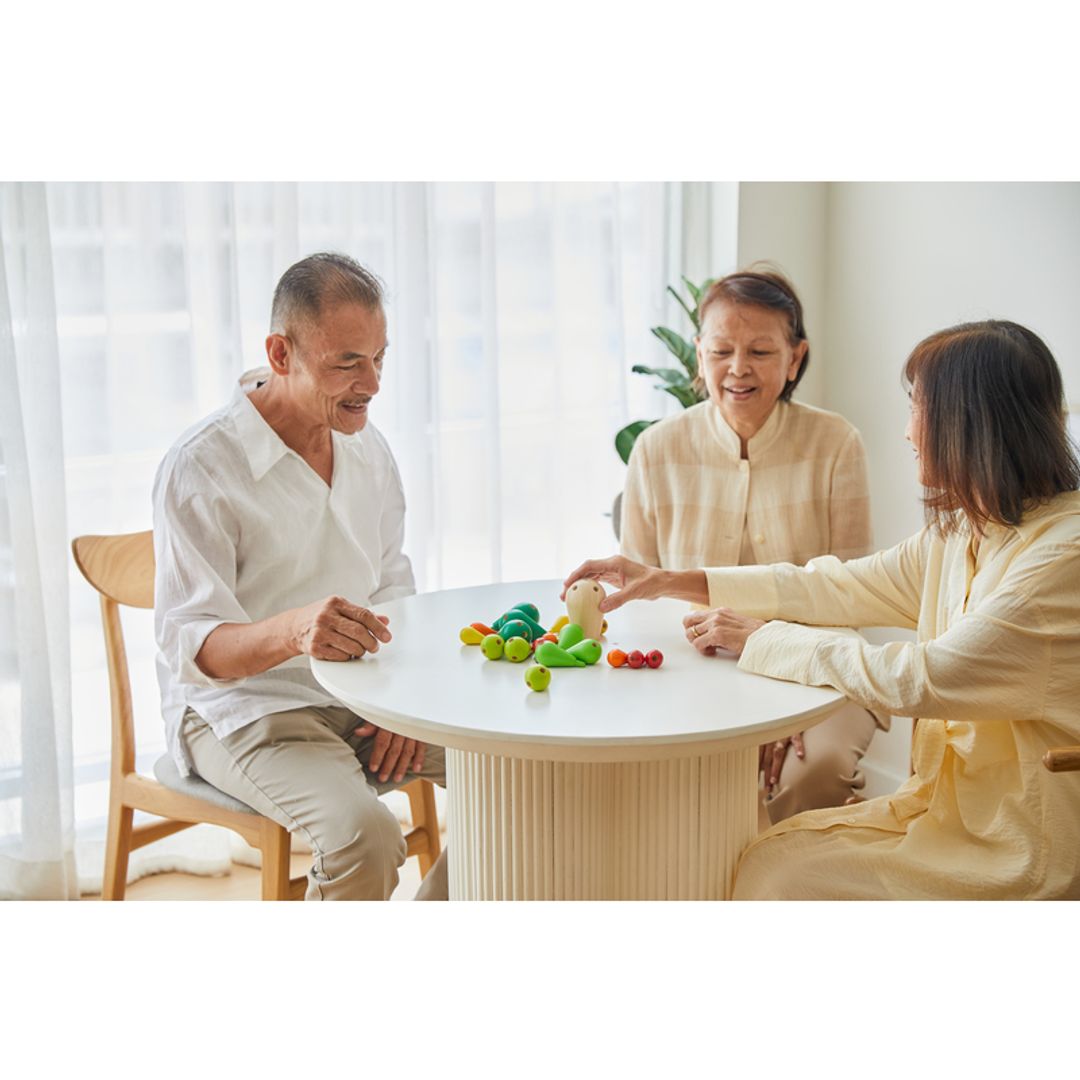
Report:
71,531,155,776
71,531,155,609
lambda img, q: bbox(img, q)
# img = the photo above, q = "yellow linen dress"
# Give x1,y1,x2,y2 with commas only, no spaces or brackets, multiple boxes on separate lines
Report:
705,490,1080,899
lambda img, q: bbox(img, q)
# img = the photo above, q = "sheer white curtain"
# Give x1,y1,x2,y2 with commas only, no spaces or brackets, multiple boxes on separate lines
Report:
2,181,715,894
0,183,78,899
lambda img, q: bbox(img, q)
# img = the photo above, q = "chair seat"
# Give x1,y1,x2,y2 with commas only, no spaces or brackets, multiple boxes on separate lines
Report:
153,754,258,816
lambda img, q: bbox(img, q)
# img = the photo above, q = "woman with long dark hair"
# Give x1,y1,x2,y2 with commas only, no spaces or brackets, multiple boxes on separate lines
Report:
568,320,1080,898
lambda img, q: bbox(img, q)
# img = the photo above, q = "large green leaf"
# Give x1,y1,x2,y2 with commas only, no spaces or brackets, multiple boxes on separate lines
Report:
614,420,656,465
663,384,703,409
667,285,698,330
630,363,691,388
650,326,698,379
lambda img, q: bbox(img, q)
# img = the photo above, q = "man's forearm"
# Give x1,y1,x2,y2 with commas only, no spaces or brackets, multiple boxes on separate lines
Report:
195,613,299,680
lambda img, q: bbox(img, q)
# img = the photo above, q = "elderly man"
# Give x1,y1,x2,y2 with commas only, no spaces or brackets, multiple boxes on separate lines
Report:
153,252,446,900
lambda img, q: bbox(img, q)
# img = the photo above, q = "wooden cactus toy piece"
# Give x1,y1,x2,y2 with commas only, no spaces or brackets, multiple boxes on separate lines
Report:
565,580,605,640
535,640,586,668
557,623,584,649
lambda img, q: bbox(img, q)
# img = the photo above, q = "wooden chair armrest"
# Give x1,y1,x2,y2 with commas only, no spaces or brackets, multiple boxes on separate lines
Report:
1043,746,1080,773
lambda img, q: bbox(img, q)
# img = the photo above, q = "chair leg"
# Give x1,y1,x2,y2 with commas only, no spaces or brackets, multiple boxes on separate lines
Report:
102,799,134,900
260,820,292,900
406,779,441,879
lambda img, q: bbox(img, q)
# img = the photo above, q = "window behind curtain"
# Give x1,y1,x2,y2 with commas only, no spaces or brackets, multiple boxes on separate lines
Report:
46,181,675,831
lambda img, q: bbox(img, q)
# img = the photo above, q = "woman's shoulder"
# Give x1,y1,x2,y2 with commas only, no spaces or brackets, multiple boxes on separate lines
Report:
784,400,864,445
635,401,714,449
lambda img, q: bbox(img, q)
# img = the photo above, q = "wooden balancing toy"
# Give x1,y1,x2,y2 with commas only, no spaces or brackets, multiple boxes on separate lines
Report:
564,580,606,641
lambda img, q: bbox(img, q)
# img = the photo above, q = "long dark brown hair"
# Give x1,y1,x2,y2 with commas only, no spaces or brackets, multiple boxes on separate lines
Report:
695,267,809,400
903,320,1080,534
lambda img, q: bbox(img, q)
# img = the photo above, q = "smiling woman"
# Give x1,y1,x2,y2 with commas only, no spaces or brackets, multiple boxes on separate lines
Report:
619,267,884,828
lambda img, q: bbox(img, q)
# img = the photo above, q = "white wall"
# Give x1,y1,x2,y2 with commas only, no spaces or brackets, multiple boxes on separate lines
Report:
733,181,1080,794
824,182,1080,549
736,182,828,407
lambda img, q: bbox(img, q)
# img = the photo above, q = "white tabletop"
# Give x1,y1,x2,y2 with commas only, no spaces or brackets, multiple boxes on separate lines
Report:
311,579,847,763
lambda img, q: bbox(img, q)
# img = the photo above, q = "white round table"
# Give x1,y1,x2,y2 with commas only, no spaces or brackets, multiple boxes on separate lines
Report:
311,579,846,900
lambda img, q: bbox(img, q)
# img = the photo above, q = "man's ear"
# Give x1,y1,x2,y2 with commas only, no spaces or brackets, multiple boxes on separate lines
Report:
265,332,292,375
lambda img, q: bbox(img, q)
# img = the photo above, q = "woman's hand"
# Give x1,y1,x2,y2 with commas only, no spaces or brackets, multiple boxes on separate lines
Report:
683,607,765,658
561,555,662,614
759,732,806,795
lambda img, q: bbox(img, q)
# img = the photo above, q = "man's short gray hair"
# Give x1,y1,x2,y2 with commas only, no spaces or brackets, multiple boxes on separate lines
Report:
270,252,385,335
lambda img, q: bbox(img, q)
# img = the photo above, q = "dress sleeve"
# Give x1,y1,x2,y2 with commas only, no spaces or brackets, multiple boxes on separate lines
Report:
153,455,250,688
738,539,1078,723
829,427,873,560
370,453,416,604
620,435,660,567
706,528,930,628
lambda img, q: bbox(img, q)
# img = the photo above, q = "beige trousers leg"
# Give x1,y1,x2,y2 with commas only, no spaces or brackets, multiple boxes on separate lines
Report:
183,705,447,901
761,702,879,828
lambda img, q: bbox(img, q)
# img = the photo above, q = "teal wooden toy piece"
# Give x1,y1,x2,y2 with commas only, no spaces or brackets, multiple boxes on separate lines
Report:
492,607,546,639
557,623,584,649
512,602,540,622
534,640,586,668
567,639,602,665
499,618,535,643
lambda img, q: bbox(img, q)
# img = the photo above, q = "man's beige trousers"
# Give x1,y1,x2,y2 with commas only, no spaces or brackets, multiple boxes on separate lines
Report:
184,705,447,900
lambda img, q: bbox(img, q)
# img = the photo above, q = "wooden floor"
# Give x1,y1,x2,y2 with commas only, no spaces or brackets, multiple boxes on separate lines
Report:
86,849,426,900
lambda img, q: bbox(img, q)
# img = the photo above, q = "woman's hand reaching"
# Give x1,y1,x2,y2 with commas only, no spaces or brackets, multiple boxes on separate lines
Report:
560,555,661,614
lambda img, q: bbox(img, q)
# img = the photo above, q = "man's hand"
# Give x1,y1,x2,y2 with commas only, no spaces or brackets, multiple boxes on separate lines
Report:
355,721,427,784
560,555,661,614
290,596,392,661
683,607,765,658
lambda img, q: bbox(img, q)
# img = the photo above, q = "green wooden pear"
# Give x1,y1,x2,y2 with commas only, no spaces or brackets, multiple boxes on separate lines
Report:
535,640,586,668
567,639,602,665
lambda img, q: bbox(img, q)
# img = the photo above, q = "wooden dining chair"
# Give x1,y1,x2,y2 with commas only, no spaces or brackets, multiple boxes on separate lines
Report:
72,529,441,900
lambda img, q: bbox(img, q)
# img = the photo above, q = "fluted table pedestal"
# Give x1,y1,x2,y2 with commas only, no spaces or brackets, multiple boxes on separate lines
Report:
447,746,757,899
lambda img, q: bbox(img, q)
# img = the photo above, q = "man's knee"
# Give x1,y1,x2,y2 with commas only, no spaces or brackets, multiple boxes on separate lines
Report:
310,794,407,899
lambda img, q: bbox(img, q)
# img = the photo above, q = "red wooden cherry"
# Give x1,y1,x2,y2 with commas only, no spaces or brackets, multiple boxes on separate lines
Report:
645,649,664,668
626,650,645,669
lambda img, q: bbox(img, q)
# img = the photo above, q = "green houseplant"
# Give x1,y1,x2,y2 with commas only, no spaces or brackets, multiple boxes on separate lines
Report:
614,275,714,465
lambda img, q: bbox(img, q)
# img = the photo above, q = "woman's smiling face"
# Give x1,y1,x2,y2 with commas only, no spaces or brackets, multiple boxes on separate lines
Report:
697,300,806,443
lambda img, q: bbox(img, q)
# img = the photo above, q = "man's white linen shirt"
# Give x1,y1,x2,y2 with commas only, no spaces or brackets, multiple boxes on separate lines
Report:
153,367,415,777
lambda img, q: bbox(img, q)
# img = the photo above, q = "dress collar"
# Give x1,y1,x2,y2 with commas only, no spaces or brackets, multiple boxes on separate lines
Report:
704,398,789,461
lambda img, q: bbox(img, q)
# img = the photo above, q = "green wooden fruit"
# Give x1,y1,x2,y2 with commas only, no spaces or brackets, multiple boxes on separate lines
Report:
567,639,601,665
525,665,551,691
504,637,531,662
557,622,584,649
500,618,534,643
481,633,505,660
512,602,540,622
535,640,585,668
